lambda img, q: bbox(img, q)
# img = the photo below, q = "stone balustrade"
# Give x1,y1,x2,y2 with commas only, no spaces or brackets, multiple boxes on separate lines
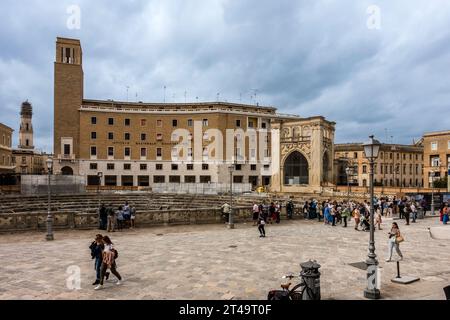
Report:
0,206,303,233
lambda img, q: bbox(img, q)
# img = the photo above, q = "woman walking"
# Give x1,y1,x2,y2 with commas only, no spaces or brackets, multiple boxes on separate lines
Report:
375,210,382,230
386,222,403,262
443,204,449,225
353,206,361,231
257,211,266,238
94,235,123,290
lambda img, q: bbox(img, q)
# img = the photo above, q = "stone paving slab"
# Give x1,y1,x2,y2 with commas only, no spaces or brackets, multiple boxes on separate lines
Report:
0,217,448,300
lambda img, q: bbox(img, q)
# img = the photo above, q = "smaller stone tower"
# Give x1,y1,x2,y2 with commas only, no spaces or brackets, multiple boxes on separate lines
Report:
18,100,34,149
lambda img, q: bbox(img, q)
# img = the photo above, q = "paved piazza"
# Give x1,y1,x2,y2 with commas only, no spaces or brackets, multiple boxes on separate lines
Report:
0,216,448,300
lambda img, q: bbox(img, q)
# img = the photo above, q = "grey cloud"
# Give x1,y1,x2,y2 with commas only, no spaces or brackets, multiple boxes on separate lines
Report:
0,0,450,153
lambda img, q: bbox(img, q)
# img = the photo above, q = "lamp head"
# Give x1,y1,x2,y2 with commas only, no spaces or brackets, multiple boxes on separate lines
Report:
363,135,381,161
46,158,53,170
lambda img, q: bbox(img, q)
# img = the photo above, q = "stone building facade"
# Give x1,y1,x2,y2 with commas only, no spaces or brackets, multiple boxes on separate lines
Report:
0,123,14,174
422,130,450,188
335,143,424,188
53,37,335,192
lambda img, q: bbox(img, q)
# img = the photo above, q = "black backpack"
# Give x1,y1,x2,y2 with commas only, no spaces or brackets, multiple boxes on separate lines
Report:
112,248,118,259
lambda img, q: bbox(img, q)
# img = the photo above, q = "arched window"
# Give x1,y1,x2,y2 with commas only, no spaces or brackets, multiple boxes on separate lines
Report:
284,151,309,185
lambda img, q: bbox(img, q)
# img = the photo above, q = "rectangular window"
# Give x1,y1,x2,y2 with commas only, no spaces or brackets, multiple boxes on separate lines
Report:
91,117,97,125
140,148,147,157
362,165,367,174
156,164,163,170
171,164,178,170
64,144,71,155
140,164,147,170
124,147,131,157
233,176,243,183
108,118,114,125
89,163,97,170
153,176,165,183
185,176,196,183
431,142,438,151
235,164,242,171
172,119,178,127
261,122,267,129
125,118,130,126
108,132,114,140
236,119,241,127
91,132,97,139
202,164,209,170
108,147,114,156
141,133,146,141
124,133,130,140
354,152,358,159
251,164,257,171
202,119,208,126
187,148,193,157
107,163,115,170
248,120,254,128
169,176,180,183
156,148,162,157
187,119,193,127
141,119,147,126
157,120,162,127
90,146,97,156
200,176,211,183
124,163,131,170
156,133,162,141
187,164,194,170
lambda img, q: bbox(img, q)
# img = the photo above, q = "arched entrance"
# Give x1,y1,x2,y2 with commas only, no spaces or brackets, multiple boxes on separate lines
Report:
61,166,74,175
284,151,309,185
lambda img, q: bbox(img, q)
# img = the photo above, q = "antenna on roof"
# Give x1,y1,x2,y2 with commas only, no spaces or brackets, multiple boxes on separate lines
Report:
251,88,259,105
184,90,187,103
126,86,130,102
216,92,220,102
163,85,166,103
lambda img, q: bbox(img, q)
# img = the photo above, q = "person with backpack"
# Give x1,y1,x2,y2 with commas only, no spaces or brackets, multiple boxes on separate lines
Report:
89,234,109,285
94,235,122,290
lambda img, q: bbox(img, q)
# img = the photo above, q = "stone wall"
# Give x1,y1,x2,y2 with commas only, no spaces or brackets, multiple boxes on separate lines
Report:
0,206,301,233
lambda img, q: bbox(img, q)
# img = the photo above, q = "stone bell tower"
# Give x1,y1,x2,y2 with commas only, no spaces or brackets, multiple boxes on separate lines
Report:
18,100,34,149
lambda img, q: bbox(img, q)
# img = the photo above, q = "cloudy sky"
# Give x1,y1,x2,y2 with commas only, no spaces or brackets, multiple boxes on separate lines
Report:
1,0,449,153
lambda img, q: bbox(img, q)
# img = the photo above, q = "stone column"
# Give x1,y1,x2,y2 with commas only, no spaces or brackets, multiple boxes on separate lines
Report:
310,122,323,189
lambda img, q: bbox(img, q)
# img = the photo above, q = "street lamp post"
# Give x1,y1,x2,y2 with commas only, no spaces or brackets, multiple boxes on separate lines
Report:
228,164,235,229
45,158,54,241
345,167,351,203
363,135,381,299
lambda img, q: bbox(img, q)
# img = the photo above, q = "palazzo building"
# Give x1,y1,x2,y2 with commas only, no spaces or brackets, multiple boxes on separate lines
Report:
0,123,14,174
335,142,424,188
422,130,450,188
53,37,335,191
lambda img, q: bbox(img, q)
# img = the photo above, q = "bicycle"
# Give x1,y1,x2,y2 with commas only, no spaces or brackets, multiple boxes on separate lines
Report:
267,274,315,300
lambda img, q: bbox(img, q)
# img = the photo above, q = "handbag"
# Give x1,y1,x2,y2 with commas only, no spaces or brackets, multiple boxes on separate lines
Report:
395,235,404,243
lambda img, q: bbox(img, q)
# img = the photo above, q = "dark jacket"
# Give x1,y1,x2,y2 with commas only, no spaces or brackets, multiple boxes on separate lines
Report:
89,241,104,260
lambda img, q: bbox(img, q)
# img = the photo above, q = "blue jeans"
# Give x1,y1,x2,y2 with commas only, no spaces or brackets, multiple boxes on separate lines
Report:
95,257,102,280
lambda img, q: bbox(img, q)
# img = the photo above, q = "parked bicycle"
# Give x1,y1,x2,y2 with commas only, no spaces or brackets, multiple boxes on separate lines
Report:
267,273,315,300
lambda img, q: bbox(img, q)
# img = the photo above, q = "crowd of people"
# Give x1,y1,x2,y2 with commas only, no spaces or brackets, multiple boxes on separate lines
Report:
98,201,136,232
